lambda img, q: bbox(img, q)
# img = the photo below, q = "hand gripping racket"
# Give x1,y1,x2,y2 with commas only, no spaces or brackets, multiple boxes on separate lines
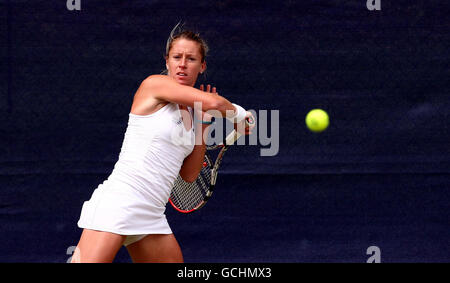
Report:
169,117,255,213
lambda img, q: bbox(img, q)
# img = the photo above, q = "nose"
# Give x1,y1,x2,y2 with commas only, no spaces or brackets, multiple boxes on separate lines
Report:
179,56,187,68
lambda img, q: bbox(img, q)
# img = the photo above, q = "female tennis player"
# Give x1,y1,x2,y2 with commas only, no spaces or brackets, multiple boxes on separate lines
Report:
72,26,254,263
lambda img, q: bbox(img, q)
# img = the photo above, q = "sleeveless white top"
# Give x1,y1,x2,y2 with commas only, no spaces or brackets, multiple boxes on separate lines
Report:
77,103,195,235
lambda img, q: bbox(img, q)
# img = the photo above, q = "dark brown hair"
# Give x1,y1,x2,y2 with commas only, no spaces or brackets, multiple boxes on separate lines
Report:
165,22,209,63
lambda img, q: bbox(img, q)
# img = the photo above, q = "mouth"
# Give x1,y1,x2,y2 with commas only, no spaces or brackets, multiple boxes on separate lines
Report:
176,72,188,77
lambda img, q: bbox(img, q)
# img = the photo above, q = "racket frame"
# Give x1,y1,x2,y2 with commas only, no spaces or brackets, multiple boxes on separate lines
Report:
169,117,254,213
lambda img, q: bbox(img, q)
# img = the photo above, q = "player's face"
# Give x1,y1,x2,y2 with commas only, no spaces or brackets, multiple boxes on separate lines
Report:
166,38,206,87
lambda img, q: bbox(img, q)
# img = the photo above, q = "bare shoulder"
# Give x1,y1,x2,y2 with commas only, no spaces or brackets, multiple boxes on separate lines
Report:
130,75,169,115
141,74,172,87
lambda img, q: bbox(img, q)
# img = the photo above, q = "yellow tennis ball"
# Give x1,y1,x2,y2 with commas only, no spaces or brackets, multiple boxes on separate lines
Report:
306,109,329,132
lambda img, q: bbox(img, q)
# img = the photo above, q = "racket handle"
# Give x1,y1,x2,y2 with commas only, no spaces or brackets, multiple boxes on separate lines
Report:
224,116,255,145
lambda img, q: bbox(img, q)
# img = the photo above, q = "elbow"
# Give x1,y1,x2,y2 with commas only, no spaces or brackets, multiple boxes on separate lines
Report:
181,174,198,183
179,170,198,183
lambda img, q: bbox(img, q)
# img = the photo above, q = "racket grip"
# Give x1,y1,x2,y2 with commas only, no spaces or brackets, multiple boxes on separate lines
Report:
224,117,255,145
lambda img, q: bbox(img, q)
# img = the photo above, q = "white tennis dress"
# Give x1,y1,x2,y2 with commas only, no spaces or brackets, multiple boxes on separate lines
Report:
77,103,195,240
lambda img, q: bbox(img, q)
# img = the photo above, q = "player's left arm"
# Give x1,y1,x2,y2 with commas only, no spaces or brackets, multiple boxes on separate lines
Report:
179,84,215,183
179,85,255,183
179,123,211,183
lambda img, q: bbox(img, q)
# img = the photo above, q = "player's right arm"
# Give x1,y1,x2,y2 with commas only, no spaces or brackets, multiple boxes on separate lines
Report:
130,75,235,117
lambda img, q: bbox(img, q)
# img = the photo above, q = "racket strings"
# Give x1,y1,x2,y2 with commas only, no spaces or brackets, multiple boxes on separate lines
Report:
170,161,212,212
170,126,247,213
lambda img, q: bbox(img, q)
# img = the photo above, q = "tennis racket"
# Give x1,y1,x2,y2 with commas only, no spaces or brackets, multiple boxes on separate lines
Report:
169,117,255,213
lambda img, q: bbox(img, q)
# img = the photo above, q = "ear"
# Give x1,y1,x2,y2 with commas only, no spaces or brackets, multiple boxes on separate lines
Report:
200,61,207,74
